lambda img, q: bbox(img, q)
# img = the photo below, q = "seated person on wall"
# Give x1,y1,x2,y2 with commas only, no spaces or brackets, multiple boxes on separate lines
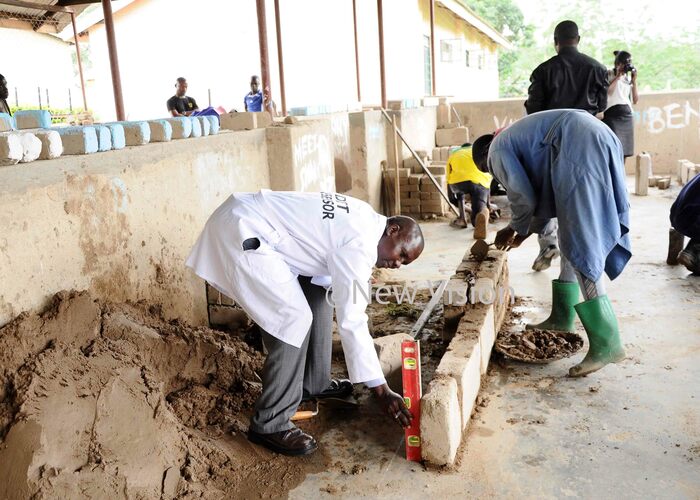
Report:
0,74,11,115
446,143,499,239
167,77,199,117
244,75,277,115
667,173,700,274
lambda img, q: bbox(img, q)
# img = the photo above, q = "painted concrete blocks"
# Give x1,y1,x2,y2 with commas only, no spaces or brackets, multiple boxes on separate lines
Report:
55,126,99,155
105,123,126,150
148,120,173,142
18,133,42,163
220,111,272,131
190,116,202,138
111,121,150,146
206,115,220,135
165,117,192,139
435,126,469,147
198,116,211,136
0,133,23,165
14,110,52,130
33,130,63,159
0,113,14,132
95,125,112,152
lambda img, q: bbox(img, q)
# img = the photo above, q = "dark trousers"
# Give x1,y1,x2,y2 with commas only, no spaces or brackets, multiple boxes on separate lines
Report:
448,181,489,225
249,276,333,434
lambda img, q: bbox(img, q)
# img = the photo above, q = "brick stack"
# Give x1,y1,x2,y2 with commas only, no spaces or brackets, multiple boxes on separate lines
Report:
420,173,449,216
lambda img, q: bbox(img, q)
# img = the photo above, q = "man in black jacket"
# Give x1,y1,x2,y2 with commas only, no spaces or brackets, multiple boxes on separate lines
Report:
523,20,609,272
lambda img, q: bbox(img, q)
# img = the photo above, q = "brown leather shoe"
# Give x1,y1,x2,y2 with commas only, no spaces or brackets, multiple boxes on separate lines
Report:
248,427,318,456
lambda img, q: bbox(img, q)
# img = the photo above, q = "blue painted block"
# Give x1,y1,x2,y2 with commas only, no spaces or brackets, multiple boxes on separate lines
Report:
110,121,150,146
148,120,173,142
95,125,112,152
0,113,14,132
190,116,202,138
54,126,99,155
198,116,211,136
14,109,52,129
105,123,126,149
165,117,192,139
206,115,219,135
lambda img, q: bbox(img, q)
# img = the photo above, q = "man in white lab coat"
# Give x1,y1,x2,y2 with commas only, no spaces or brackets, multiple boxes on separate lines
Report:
186,190,424,456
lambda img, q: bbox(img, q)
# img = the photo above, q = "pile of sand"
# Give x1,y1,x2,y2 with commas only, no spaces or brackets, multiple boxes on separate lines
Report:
0,290,279,499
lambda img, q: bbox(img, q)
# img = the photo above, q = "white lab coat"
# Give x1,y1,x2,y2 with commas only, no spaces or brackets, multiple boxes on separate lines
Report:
186,190,387,384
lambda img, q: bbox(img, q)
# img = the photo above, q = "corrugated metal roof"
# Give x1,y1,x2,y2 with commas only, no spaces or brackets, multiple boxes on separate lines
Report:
0,1,96,34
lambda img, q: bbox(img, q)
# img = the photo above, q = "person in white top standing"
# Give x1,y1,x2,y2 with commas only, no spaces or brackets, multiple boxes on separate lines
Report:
603,50,639,160
186,190,424,456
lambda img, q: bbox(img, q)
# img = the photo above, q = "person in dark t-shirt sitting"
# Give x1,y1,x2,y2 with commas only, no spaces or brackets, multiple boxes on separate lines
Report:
167,77,198,117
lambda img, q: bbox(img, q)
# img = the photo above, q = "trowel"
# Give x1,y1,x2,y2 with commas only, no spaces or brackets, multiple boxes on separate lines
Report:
470,239,495,261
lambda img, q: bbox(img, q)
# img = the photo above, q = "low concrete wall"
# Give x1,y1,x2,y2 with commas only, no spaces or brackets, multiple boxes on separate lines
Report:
452,90,700,174
0,131,270,327
266,120,336,192
422,248,510,466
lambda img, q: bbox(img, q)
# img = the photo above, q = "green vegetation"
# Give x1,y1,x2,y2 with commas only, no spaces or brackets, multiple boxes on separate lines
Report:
10,105,92,124
463,0,700,97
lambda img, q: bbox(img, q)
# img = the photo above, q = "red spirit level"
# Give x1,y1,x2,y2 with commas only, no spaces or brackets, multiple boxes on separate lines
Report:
401,339,422,461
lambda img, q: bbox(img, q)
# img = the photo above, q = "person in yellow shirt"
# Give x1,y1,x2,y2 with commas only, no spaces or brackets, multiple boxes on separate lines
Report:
447,143,493,239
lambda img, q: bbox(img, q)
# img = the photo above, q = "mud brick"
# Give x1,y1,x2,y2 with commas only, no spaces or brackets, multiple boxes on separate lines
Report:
408,174,422,185
428,165,447,176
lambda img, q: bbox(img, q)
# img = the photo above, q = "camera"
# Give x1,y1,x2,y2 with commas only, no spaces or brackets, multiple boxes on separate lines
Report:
624,63,636,74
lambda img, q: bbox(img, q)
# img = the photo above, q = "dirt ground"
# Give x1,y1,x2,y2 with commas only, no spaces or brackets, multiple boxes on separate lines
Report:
0,290,324,499
0,284,445,499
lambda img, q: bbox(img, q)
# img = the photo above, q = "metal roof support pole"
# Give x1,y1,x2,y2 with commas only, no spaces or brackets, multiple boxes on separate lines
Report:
256,0,273,117
70,11,88,111
377,0,387,108
429,0,436,95
101,0,125,120
273,0,286,116
352,0,361,103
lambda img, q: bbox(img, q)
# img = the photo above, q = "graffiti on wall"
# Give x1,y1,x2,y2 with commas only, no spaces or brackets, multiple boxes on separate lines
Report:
493,115,517,130
635,99,700,135
294,133,334,192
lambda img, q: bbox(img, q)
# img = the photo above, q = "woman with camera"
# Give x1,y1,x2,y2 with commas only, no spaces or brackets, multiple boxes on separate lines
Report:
603,50,639,158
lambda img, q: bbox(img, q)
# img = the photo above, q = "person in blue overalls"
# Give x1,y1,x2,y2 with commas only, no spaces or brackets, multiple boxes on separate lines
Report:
472,109,632,377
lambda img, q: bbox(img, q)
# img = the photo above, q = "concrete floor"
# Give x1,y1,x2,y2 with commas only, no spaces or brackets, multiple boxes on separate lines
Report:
290,180,700,499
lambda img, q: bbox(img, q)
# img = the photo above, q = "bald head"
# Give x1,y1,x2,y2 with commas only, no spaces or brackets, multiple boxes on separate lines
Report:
376,216,424,269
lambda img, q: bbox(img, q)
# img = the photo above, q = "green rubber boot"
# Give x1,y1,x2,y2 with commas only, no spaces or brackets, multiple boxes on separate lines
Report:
525,280,579,332
569,295,626,377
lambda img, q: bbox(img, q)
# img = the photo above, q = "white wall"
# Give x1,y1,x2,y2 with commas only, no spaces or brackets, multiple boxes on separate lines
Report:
0,27,78,109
